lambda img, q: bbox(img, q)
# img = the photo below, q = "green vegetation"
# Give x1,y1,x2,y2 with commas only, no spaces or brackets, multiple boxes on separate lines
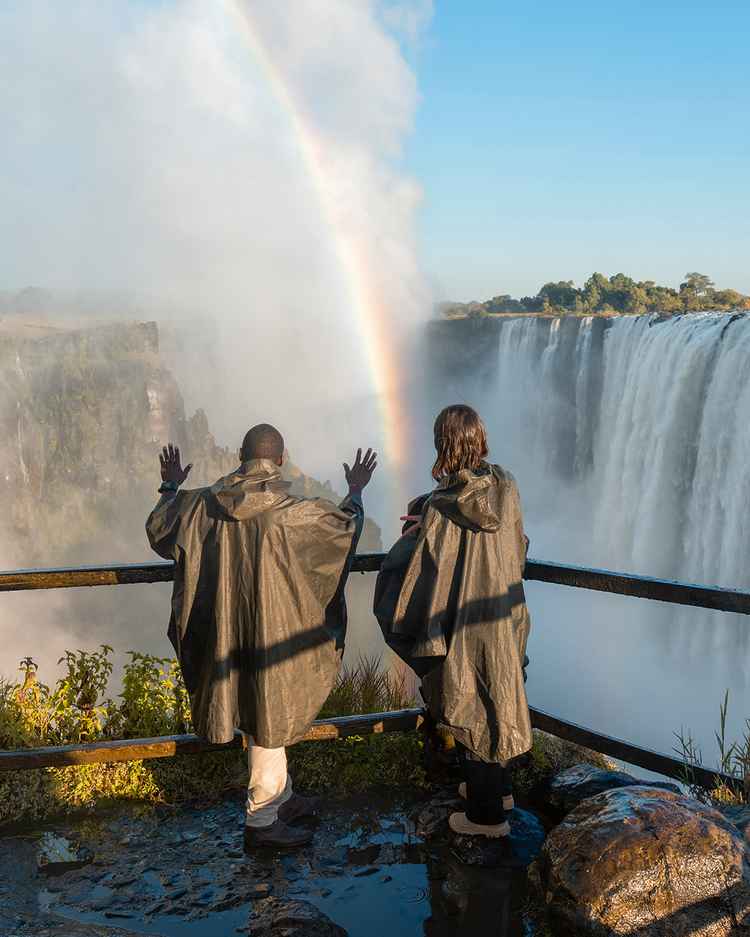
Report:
673,691,749,806
0,648,627,827
0,649,423,825
441,271,750,318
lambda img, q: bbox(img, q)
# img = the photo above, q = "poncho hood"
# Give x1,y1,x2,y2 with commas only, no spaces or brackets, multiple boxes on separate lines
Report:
430,463,505,532
209,459,291,520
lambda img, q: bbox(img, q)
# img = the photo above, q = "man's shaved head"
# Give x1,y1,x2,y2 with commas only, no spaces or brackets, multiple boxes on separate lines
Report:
240,424,285,464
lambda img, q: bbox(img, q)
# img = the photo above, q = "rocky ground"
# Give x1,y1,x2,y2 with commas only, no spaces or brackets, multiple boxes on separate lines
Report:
0,788,545,937
3,764,749,936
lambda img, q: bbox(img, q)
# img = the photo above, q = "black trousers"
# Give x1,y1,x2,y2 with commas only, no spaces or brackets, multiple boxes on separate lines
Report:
458,745,512,826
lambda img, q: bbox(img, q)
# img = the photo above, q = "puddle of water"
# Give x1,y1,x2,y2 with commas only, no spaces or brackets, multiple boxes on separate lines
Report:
304,865,431,934
49,904,250,937
8,794,541,936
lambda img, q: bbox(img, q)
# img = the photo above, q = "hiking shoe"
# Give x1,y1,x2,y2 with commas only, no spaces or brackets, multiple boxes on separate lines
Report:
278,793,321,825
458,782,514,812
243,820,313,851
448,812,510,839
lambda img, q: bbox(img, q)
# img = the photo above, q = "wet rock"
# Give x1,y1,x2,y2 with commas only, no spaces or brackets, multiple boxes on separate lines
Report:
247,883,272,898
549,763,680,815
540,785,750,936
248,897,348,935
109,873,138,889
718,803,750,843
211,891,247,911
415,792,461,837
36,833,93,875
88,888,115,911
452,807,545,869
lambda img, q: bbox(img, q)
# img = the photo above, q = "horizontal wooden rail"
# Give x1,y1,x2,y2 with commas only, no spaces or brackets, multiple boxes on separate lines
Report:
1,555,746,792
0,709,424,771
0,705,737,793
524,559,750,616
1,554,749,616
527,708,735,792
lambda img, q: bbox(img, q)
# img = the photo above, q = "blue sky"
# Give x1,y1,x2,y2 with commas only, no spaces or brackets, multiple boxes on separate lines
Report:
405,1,750,301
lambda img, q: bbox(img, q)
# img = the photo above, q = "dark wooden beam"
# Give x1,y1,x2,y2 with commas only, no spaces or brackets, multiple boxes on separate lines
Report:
524,560,750,616
1,554,748,617
0,708,424,771
0,704,737,794
0,561,175,591
528,707,737,792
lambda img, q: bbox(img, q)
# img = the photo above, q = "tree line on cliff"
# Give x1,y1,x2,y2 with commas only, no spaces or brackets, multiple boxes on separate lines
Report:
440,272,750,318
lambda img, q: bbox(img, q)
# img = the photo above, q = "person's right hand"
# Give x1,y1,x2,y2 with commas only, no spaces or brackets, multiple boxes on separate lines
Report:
343,448,377,494
160,443,192,486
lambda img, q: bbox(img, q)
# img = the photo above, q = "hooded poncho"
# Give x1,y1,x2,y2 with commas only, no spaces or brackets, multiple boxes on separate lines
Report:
146,459,362,746
374,463,532,763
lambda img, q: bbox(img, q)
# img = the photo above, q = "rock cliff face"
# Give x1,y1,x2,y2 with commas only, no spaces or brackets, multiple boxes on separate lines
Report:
0,319,380,568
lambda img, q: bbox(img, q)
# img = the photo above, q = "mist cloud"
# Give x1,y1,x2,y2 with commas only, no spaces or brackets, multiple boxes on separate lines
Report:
0,0,432,679
0,0,431,486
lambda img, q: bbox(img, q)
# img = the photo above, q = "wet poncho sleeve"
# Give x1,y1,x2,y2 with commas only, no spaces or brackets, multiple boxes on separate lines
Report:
146,491,200,560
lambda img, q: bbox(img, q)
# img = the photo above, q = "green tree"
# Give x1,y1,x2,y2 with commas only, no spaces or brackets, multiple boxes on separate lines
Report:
538,280,579,310
582,273,609,312
681,272,715,295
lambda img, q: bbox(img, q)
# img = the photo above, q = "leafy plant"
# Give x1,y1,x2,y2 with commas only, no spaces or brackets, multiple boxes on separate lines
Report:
0,648,424,825
115,652,191,739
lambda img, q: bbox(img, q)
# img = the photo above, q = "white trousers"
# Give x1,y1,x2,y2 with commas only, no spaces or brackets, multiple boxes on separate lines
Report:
245,738,293,829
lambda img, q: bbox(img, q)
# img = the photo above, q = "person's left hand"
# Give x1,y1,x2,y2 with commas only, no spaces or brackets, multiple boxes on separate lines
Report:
160,443,192,486
343,448,377,494
400,514,422,538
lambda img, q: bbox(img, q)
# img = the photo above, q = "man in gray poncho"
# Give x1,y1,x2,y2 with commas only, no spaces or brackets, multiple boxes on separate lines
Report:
147,424,376,849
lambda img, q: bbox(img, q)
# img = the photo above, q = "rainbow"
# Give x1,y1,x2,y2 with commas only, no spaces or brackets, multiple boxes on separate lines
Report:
225,1,409,484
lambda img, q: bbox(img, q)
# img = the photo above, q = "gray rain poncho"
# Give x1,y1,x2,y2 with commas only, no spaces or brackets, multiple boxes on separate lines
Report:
146,459,362,747
374,463,532,763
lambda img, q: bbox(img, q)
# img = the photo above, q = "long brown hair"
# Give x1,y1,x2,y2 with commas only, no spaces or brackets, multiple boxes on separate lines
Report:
432,405,489,481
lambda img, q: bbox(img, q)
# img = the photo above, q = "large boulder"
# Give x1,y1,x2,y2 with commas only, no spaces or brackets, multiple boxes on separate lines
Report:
540,785,750,936
719,804,750,845
549,763,680,815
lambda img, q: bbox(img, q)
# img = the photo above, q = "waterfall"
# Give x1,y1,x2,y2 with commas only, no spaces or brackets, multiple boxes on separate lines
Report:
589,315,750,592
427,312,750,754
466,312,750,589
573,316,596,476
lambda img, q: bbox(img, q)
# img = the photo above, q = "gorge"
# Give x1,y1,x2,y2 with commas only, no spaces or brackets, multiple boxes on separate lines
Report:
1,310,748,774
0,317,381,681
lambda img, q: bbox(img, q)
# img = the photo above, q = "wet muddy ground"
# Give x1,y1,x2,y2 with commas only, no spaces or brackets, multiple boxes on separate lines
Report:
0,790,545,936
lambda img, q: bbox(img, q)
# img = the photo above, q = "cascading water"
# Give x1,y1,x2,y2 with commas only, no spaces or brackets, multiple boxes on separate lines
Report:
426,312,750,768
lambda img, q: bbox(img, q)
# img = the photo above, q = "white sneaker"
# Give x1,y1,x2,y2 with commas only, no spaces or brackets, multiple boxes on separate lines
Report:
457,782,514,812
448,812,510,838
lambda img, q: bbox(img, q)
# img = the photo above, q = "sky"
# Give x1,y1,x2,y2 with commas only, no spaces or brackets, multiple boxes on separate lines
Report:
2,1,748,307
405,1,750,301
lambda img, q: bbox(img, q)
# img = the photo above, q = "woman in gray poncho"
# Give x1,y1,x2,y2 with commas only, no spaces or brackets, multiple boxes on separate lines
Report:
374,404,532,839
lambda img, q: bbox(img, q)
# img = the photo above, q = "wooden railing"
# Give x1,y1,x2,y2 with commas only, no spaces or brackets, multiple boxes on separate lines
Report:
2,554,750,615
1,553,748,791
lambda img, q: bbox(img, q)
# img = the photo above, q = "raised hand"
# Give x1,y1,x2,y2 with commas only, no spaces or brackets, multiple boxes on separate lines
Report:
160,443,192,486
343,448,377,494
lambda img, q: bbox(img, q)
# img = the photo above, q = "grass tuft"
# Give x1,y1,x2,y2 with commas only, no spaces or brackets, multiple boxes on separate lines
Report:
673,690,749,806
